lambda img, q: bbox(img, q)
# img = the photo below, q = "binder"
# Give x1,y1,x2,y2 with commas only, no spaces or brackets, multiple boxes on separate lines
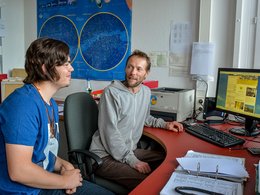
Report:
175,150,248,182
160,150,246,195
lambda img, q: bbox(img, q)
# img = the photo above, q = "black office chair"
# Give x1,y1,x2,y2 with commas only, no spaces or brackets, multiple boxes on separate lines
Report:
63,92,129,195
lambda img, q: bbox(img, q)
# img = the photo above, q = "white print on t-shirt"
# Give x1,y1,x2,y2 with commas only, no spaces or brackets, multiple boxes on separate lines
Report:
43,122,59,169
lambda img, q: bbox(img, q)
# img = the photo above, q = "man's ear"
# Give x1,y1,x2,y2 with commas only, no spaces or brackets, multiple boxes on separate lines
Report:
144,70,150,80
41,64,47,74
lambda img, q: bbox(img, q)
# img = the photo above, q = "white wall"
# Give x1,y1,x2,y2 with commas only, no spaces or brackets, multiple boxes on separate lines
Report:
24,0,37,52
132,0,200,90
0,0,237,99
1,0,26,75
255,0,260,67
208,0,236,96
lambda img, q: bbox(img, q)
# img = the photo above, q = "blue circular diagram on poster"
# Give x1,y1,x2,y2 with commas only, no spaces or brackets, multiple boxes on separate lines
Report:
80,12,129,71
38,15,79,62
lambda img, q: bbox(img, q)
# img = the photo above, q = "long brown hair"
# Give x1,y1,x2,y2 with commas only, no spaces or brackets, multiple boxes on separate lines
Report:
24,37,70,84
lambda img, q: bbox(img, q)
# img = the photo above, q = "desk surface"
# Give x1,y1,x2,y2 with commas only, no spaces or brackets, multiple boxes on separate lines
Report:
129,124,260,195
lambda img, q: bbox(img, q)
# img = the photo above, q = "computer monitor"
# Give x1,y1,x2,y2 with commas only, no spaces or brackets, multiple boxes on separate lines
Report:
215,68,260,136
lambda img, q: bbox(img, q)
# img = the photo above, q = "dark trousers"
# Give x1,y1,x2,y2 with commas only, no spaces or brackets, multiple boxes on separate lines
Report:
95,148,165,191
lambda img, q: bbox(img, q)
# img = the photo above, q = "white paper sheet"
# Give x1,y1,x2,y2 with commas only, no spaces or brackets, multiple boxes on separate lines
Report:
160,172,243,195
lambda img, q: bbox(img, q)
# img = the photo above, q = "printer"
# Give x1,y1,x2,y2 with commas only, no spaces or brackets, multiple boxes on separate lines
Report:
150,87,195,122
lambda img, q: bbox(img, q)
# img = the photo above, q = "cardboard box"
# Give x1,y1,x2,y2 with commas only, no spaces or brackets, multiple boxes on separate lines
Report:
1,78,24,101
11,68,27,78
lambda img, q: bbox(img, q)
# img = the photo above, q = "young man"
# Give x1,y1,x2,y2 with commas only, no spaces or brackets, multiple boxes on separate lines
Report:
0,38,113,195
90,50,184,190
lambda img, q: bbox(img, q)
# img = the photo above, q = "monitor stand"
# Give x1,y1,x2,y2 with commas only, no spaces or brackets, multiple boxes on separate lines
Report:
229,118,260,137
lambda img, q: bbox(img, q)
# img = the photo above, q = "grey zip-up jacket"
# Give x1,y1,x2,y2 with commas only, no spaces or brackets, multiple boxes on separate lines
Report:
89,80,167,168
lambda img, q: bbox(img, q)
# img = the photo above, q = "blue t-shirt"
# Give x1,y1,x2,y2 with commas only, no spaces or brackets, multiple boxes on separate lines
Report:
0,84,60,194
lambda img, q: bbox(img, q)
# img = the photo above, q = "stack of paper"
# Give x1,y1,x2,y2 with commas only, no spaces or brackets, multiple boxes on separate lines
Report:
160,172,243,195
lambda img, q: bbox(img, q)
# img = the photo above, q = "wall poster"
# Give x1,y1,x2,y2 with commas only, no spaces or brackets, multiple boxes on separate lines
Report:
37,0,132,80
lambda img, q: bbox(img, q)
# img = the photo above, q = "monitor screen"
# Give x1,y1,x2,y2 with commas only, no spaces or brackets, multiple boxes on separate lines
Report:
215,68,260,136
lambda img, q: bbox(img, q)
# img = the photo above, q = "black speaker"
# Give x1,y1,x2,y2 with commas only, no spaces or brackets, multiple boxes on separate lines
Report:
203,97,225,123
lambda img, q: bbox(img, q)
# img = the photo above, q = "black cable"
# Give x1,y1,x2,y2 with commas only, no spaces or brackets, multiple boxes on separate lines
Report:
197,76,208,100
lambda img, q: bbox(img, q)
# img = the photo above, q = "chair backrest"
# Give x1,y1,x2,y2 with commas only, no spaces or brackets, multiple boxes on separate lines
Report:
64,92,98,151
63,92,130,194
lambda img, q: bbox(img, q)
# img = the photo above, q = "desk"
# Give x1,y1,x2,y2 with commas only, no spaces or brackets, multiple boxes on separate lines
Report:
130,124,260,195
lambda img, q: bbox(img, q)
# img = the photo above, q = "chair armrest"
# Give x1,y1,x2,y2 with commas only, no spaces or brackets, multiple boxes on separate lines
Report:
68,149,103,167
68,149,103,182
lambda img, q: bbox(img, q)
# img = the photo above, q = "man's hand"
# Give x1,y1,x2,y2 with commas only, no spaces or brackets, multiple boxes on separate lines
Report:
60,166,83,194
133,161,151,174
165,121,184,132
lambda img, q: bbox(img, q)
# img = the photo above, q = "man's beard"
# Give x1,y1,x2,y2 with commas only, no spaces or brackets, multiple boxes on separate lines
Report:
125,79,143,88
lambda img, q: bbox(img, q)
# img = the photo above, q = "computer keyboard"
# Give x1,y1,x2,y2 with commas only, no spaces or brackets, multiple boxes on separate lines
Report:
184,123,245,147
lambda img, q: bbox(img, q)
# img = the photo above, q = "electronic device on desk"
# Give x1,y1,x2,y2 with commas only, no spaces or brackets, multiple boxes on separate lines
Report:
215,68,260,137
150,87,195,122
184,123,245,147
203,97,225,124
